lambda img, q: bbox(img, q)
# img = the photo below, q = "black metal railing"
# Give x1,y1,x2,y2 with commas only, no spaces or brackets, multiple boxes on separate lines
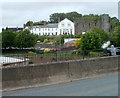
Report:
2,49,115,67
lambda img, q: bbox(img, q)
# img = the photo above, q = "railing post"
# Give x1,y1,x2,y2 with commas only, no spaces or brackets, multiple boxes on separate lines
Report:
24,55,26,65
56,51,57,61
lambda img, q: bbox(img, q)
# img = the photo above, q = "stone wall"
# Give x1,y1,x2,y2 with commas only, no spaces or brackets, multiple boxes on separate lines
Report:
2,56,119,91
74,14,111,34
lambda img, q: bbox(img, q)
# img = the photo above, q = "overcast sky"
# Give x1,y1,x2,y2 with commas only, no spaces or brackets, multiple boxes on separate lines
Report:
0,0,120,32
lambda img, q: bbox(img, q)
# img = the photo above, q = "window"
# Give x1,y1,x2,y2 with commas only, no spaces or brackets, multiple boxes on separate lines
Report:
39,33,41,35
48,28,49,31
83,24,84,27
60,29,62,33
68,24,71,26
56,32,57,35
70,29,72,34
62,23,64,27
34,27,36,31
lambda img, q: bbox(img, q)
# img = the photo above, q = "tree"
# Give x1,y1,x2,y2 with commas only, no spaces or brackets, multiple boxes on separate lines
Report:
111,26,120,47
2,30,16,48
0,33,2,49
49,13,66,23
25,21,33,26
74,34,82,38
111,17,120,31
49,11,82,23
65,11,82,21
80,31,102,53
37,35,47,42
15,30,36,48
91,28,109,44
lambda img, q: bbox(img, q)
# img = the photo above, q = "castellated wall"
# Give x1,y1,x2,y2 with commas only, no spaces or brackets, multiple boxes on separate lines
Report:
74,14,111,34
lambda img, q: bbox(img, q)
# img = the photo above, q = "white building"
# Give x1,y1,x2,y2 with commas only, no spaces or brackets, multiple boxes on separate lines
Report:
24,18,75,35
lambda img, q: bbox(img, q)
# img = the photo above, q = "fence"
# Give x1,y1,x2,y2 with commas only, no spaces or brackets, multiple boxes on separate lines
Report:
2,49,112,67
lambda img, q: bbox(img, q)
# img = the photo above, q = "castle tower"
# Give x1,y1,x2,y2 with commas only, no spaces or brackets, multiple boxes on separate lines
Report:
100,14,111,32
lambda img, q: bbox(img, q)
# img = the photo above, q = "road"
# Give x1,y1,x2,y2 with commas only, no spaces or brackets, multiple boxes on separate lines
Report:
3,73,118,96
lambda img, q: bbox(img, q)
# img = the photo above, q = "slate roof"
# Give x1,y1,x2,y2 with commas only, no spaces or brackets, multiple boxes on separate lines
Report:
2,27,23,32
30,23,58,28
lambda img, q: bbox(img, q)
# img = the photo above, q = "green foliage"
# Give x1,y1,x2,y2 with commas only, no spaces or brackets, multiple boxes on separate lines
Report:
111,26,120,47
49,11,82,23
15,30,36,48
37,35,47,42
0,33,2,48
91,28,109,44
2,30,16,48
53,35,62,45
29,61,33,64
25,20,48,26
74,34,82,38
111,17,120,31
80,31,102,52
50,13,66,23
80,28,109,55
25,21,33,26
89,52,103,57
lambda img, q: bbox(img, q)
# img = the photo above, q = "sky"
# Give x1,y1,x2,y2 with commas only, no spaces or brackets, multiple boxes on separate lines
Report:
0,0,120,32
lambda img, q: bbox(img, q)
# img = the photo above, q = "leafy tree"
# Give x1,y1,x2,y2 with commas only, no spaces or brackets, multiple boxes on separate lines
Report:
80,31,102,54
50,13,66,23
111,17,120,31
111,26,120,47
83,14,99,18
91,28,109,44
37,35,47,42
49,11,82,23
65,11,82,21
2,30,16,48
33,21,48,25
0,33,2,49
49,35,64,45
25,21,33,26
15,30,36,48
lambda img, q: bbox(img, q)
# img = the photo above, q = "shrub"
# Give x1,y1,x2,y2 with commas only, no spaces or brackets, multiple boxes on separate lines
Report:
44,48,51,53
28,51,36,54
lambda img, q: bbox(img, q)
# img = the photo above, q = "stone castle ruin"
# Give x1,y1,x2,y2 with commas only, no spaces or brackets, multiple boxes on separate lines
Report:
74,14,111,34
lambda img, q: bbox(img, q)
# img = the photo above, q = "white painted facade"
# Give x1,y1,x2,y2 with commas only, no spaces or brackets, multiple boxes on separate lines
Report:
24,18,75,35
58,18,75,35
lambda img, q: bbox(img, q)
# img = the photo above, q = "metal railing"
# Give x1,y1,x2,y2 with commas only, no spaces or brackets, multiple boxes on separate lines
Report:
2,49,112,67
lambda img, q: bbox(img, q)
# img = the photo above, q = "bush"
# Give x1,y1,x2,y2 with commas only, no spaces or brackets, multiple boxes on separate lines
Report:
89,52,103,57
44,48,51,53
29,61,33,64
28,51,36,54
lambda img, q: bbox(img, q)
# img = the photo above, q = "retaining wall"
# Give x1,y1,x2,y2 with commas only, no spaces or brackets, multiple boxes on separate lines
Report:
2,56,119,91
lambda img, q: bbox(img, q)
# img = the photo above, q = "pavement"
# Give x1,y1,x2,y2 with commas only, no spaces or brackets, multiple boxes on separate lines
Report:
2,72,118,96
